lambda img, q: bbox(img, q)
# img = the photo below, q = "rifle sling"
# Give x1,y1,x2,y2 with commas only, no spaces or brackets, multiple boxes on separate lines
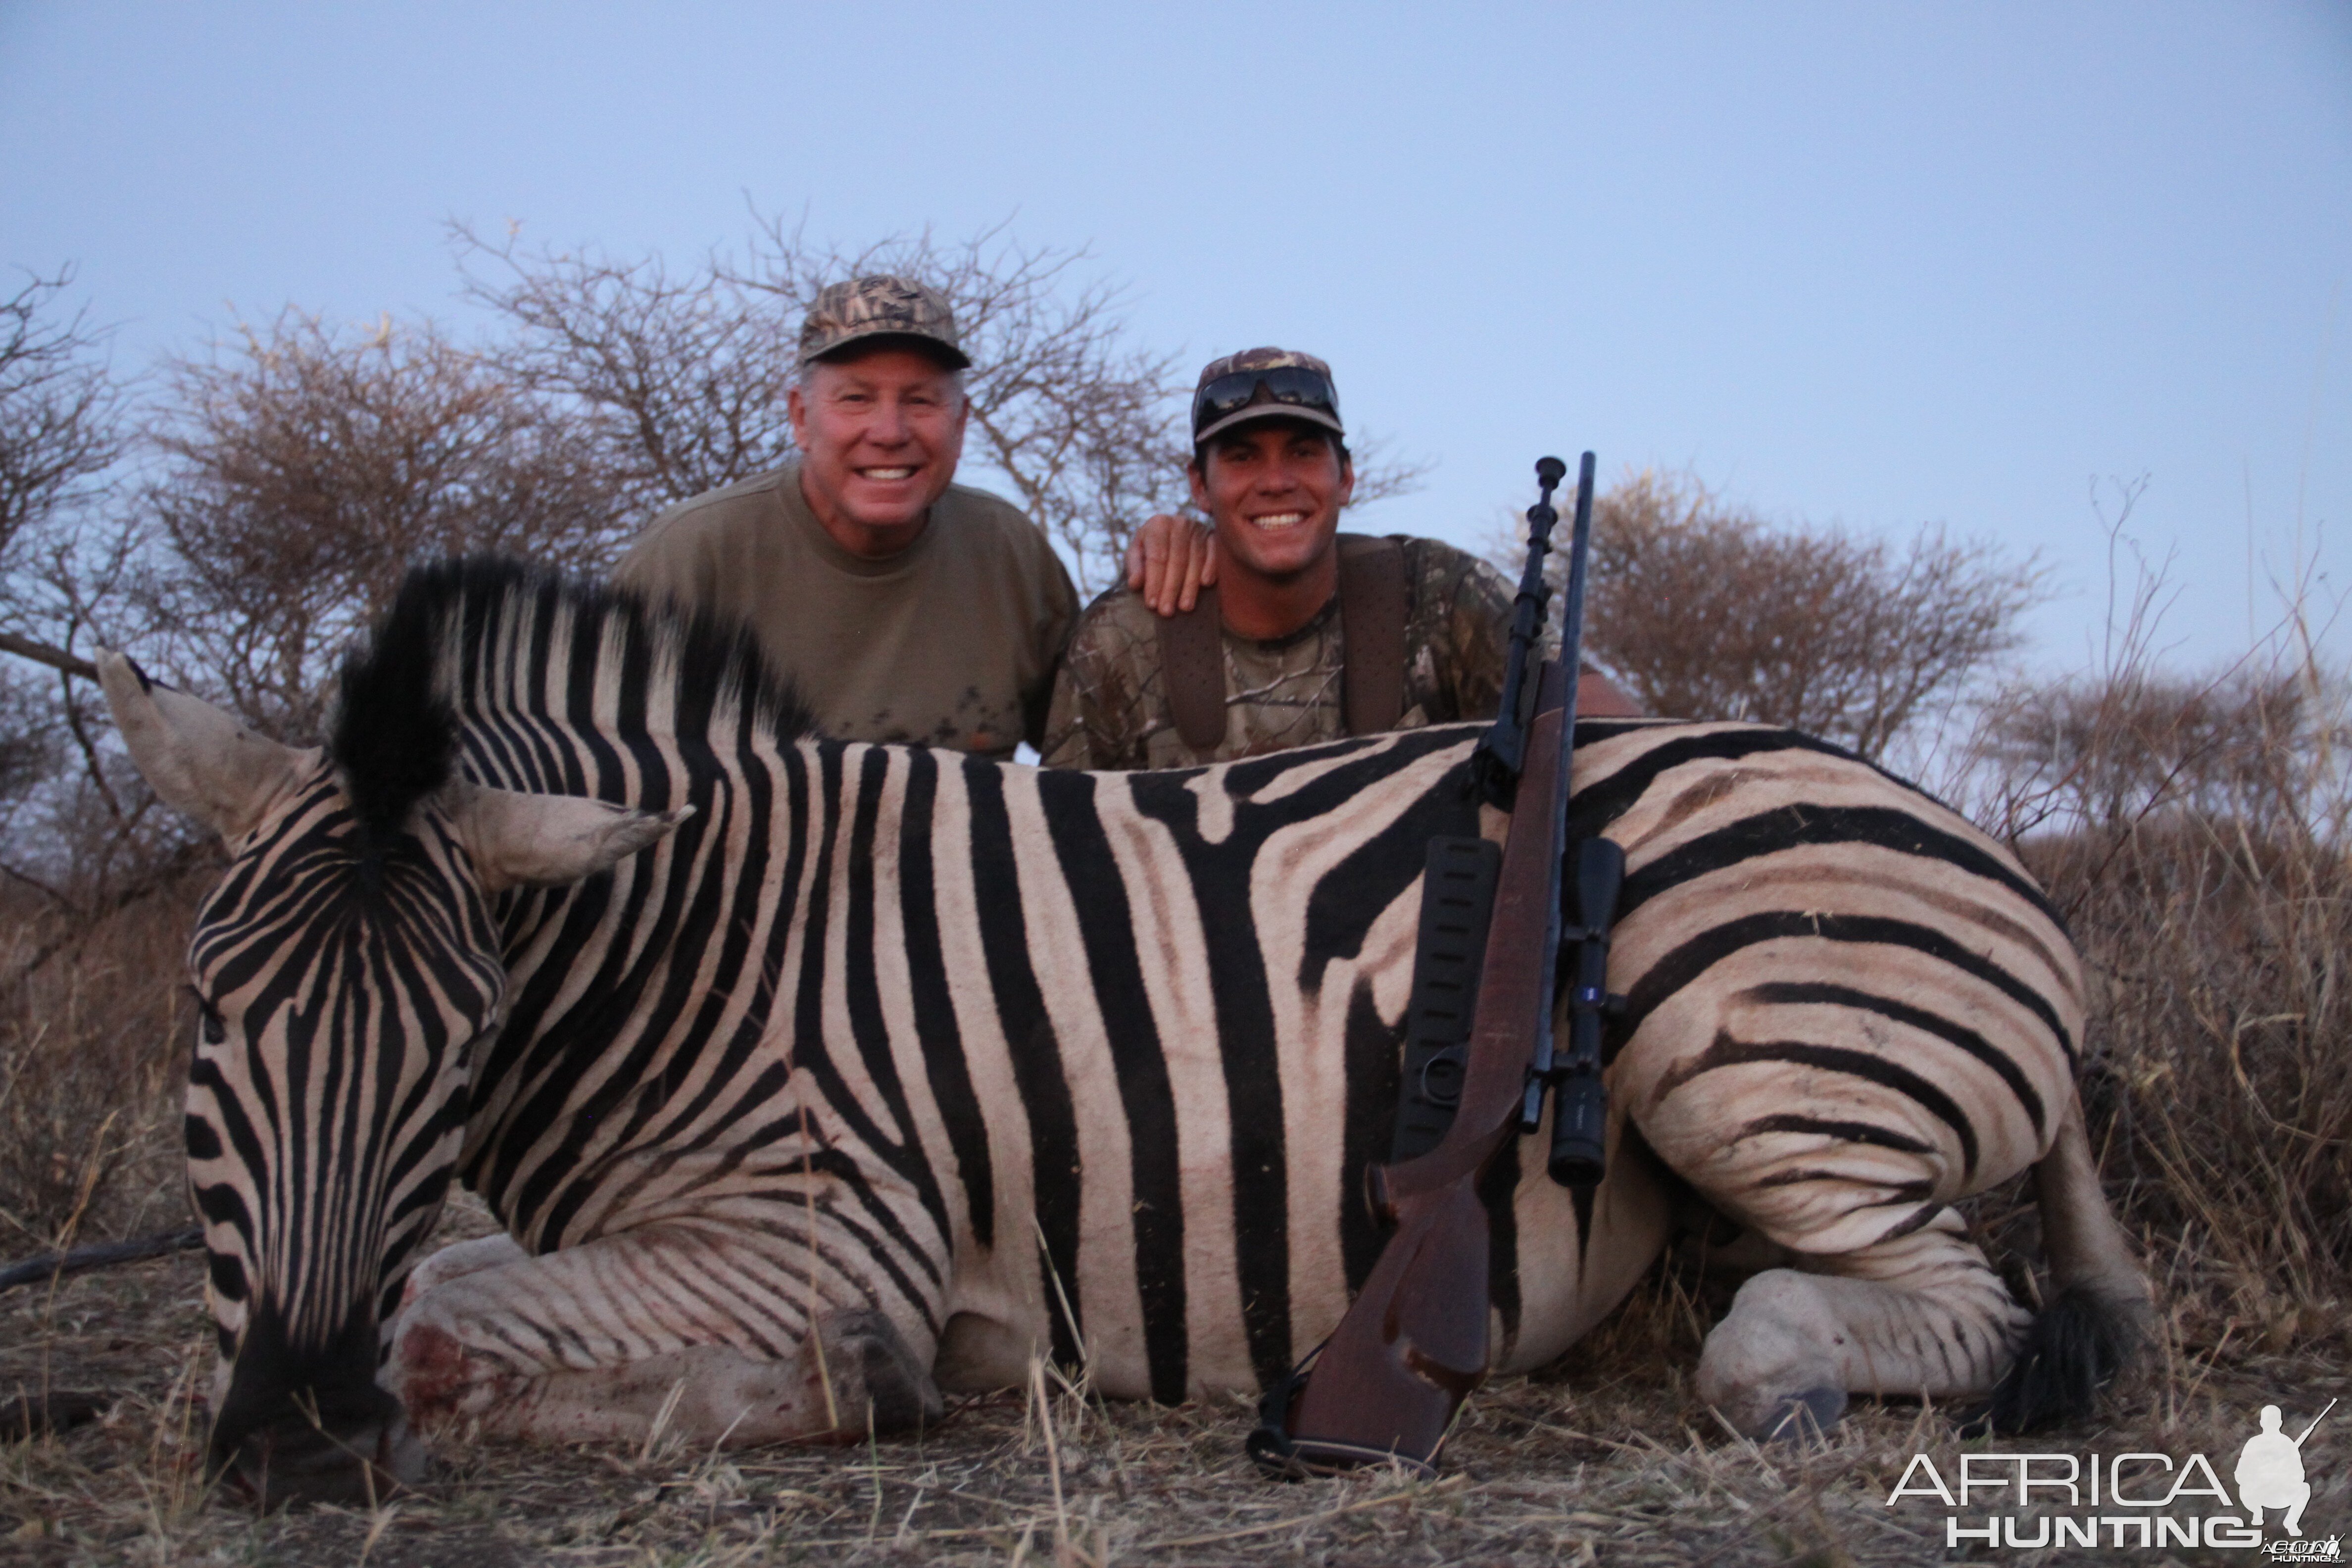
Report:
1389,834,1504,1164
1156,534,1408,755
1384,657,1572,1200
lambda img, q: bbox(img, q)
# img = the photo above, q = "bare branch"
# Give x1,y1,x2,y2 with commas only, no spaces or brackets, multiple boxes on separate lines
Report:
1342,435,1434,512
0,630,95,680
0,856,75,912
452,222,802,508
0,1226,202,1295
0,269,130,578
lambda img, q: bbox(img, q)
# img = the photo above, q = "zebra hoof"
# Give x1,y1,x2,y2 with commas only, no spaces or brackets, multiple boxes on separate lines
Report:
817,1310,944,1433
1758,1386,1847,1441
1697,1270,1854,1440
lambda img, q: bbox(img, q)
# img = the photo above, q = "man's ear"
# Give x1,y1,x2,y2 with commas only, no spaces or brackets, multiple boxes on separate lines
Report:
442,780,691,893
97,650,320,844
1186,459,1212,516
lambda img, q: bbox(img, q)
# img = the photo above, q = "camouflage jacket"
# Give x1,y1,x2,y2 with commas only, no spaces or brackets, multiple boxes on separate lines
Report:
1041,536,1528,770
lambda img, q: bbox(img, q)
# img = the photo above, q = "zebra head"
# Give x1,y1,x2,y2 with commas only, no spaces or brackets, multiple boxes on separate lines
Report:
98,649,684,1506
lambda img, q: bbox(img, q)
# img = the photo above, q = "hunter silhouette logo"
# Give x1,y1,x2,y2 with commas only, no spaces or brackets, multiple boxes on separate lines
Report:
1880,1396,2336,1552
2241,1398,2334,1557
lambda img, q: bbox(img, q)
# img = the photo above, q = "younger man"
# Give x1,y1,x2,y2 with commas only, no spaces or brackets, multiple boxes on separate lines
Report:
1041,348,1636,770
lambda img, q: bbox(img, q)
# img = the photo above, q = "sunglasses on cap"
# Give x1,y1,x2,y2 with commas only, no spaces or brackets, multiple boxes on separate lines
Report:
1191,367,1341,435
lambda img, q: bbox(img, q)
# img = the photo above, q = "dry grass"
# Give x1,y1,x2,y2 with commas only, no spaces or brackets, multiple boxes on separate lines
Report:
1945,601,2352,1362
0,887,196,1255
2023,807,2352,1363
6,1224,2345,1567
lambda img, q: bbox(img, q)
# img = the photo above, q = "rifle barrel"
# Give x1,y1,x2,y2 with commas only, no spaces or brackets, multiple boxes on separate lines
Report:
1519,452,1599,1134
1471,458,1570,804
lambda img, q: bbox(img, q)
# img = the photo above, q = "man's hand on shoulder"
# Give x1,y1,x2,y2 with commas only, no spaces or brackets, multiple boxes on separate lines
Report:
1124,514,1218,617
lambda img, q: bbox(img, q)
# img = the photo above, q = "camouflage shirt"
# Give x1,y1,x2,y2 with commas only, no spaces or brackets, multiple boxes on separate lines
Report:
1041,536,1526,770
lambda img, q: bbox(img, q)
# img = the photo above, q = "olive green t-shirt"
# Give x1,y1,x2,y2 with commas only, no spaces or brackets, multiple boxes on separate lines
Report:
1040,536,1524,771
615,464,1078,759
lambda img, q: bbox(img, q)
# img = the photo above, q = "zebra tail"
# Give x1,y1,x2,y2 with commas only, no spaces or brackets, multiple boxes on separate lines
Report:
1980,1096,2154,1433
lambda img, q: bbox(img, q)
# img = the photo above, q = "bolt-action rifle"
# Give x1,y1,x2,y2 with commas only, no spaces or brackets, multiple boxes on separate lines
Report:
1250,454,1625,1476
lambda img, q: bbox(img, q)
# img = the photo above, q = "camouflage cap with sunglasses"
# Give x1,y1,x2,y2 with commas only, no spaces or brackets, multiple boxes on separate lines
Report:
1191,347,1344,445
798,275,973,371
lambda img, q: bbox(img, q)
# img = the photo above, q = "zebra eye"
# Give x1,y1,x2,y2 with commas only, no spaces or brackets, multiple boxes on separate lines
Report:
187,986,227,1045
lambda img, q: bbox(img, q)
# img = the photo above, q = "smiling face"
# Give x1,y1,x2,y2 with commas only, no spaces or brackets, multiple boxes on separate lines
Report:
1188,420,1355,585
787,345,970,557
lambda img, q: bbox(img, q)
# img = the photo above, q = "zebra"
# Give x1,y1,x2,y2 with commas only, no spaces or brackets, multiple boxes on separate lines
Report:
97,558,2147,1505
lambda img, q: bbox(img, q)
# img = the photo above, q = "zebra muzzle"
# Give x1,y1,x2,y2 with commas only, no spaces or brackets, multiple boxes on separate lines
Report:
208,1302,425,1509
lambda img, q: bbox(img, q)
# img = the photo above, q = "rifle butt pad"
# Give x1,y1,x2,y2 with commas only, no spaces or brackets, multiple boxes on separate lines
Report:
1249,1180,1490,1477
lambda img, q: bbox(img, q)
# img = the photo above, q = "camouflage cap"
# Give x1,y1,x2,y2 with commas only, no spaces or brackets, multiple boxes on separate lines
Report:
1191,346,1343,444
797,275,971,370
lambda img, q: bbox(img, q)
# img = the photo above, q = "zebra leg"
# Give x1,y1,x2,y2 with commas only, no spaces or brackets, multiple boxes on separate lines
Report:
384,1224,943,1450
1694,1209,2030,1439
397,1232,529,1313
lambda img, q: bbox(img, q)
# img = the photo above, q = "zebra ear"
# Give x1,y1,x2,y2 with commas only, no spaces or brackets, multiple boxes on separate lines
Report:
443,781,691,893
97,650,320,844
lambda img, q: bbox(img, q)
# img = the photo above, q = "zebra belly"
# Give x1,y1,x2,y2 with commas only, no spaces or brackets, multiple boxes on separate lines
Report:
926,1111,1675,1398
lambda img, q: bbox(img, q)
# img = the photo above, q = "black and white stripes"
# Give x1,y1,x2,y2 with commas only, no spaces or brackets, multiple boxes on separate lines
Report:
133,557,2140,1499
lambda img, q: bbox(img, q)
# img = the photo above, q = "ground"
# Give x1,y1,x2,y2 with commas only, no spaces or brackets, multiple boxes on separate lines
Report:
5,1193,2345,1567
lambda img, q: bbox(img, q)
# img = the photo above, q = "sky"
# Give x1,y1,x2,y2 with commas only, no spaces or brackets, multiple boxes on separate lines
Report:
4,0,2349,677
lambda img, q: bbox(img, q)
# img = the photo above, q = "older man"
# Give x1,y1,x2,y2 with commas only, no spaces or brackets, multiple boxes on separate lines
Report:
1042,347,1638,770
617,275,1206,759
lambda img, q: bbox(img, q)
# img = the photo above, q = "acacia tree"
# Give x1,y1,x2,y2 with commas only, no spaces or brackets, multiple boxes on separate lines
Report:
0,269,128,693
0,274,106,816
140,311,629,741
1563,469,2046,760
0,273,127,580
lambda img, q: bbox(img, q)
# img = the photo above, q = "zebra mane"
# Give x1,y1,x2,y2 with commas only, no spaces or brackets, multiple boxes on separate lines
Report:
331,556,814,847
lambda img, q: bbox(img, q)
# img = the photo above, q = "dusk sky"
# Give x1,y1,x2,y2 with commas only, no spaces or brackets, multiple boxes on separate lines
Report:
5,1,2347,677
